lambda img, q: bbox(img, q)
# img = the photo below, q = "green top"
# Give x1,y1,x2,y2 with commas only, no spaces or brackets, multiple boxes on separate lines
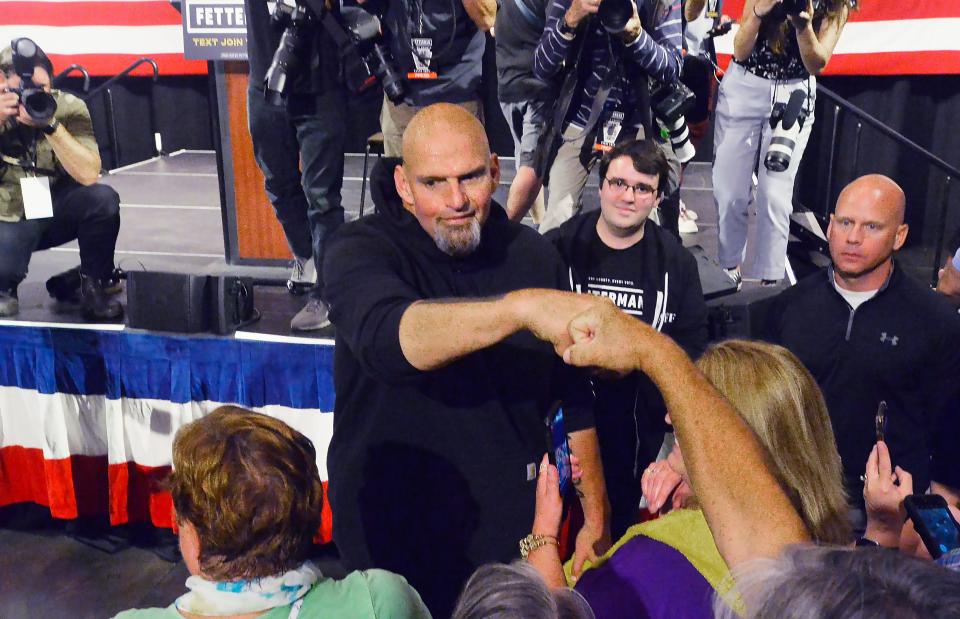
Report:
0,89,98,222
112,569,432,619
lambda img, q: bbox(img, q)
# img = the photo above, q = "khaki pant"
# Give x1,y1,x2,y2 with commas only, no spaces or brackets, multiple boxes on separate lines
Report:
380,97,484,157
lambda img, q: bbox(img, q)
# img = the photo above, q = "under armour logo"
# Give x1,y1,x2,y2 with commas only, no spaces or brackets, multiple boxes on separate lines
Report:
880,332,899,346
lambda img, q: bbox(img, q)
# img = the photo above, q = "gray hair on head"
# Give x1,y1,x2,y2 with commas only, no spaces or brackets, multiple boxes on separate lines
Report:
713,544,960,619
452,561,595,619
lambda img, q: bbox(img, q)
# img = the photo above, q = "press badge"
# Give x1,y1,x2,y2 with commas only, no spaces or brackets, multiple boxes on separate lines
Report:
21,176,53,219
594,111,625,152
408,37,438,80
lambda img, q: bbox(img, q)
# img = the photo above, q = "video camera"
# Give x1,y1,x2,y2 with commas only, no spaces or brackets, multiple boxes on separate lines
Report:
6,38,57,124
264,0,404,106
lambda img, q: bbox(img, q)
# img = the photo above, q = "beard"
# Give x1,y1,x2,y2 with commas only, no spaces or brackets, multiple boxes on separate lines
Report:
433,217,481,257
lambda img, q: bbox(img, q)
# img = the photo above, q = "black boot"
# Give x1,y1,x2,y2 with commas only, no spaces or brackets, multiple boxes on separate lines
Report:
46,266,82,301
80,273,124,321
49,266,124,302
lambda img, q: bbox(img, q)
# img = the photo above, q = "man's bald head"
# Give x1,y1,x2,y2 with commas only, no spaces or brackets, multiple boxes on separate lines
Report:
393,103,500,258
828,174,909,291
401,103,491,168
836,174,906,226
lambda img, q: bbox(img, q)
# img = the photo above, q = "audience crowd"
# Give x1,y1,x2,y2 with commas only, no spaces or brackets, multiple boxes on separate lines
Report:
4,0,960,617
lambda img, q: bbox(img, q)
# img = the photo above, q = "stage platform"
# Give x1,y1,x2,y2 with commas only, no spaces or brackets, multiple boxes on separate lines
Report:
15,151,742,329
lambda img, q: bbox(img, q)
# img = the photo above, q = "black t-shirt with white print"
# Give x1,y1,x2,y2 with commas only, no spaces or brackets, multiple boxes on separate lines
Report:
548,211,708,539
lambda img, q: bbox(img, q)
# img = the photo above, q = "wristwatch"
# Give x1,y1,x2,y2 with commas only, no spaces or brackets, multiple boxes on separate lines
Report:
558,18,577,37
41,118,60,136
519,533,558,559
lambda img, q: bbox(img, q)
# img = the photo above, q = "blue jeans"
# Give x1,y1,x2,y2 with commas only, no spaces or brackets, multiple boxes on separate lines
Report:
0,181,120,293
247,86,347,299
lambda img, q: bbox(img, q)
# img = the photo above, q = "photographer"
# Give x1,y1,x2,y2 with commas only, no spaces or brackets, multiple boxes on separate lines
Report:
712,0,851,287
0,42,122,321
532,0,683,234
244,0,346,331
379,0,496,157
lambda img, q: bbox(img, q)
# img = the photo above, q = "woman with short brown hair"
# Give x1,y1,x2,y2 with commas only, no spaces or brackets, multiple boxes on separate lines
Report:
114,406,431,619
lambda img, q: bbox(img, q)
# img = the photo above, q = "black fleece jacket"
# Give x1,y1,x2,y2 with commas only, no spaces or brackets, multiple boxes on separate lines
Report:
754,264,960,502
322,158,594,615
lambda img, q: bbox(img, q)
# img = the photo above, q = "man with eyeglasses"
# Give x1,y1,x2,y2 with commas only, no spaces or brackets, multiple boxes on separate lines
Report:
546,138,708,539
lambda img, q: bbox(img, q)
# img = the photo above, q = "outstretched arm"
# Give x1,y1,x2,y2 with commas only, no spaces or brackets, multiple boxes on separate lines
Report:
399,289,604,371
562,301,810,568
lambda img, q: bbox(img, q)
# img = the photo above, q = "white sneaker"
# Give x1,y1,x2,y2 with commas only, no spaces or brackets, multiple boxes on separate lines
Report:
679,199,698,221
0,290,19,317
287,256,317,294
724,267,743,292
678,210,699,234
290,298,331,331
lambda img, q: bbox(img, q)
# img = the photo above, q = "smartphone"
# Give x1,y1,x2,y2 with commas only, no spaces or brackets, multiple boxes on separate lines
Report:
903,494,960,559
546,403,573,496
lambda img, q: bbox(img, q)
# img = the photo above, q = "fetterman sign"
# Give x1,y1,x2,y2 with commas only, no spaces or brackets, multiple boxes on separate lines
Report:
181,0,248,61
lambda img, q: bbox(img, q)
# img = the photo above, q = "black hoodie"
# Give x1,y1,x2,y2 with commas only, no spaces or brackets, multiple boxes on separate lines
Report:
322,158,594,616
547,209,708,539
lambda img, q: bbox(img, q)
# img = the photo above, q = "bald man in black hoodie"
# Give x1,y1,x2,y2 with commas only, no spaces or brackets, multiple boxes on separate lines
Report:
323,104,611,617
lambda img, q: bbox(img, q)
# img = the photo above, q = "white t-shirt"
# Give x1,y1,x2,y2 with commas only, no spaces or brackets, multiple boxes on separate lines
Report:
833,279,879,310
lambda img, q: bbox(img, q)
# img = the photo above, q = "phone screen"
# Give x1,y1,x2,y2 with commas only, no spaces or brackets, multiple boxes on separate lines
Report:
917,507,960,558
549,406,572,495
905,495,960,559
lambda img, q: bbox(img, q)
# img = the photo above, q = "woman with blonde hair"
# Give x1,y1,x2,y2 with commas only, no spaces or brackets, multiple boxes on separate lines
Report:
522,339,851,618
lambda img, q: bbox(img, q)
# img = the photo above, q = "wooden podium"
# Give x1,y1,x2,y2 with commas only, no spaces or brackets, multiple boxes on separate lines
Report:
214,61,293,264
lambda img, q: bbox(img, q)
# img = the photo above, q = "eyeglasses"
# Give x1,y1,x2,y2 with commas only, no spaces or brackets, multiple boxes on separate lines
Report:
604,177,657,197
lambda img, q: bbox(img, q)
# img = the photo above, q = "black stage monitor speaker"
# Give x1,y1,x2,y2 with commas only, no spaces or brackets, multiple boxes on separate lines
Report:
126,271,257,334
706,285,783,342
208,276,256,335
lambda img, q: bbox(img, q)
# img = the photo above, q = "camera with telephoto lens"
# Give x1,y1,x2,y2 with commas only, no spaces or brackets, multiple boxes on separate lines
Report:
264,0,404,106
7,37,57,124
597,0,635,33
764,88,808,172
650,80,696,163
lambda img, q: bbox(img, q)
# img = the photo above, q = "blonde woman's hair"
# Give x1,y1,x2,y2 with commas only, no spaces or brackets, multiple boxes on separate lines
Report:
695,340,852,545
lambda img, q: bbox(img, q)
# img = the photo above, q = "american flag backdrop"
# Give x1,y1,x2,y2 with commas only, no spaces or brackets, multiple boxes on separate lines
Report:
0,0,207,77
714,0,960,75
0,0,956,77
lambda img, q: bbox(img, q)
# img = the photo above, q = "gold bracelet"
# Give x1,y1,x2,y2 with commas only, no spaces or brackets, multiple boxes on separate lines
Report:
519,533,558,559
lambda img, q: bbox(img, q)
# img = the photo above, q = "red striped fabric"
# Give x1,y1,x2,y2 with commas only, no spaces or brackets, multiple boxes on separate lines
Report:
46,53,206,78
1,1,208,76
716,0,960,75
0,445,334,543
3,2,183,27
